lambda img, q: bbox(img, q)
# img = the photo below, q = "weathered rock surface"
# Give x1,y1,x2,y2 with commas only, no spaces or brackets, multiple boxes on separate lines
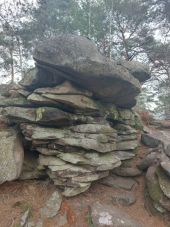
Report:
4,106,95,126
161,161,170,177
113,166,142,177
20,123,117,153
0,129,24,184
141,133,161,148
19,150,46,180
40,191,62,218
33,34,149,108
117,59,150,82
20,67,64,90
0,95,31,107
38,149,121,171
35,81,92,97
101,174,137,190
146,166,170,212
91,202,143,227
113,151,136,160
112,192,136,206
116,140,138,150
156,167,170,199
138,152,160,171
165,144,170,157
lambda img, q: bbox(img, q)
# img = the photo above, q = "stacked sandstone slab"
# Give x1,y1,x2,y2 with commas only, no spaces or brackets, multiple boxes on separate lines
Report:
0,35,150,197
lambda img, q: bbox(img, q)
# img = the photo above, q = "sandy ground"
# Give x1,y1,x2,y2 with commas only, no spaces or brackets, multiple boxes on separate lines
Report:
0,175,168,227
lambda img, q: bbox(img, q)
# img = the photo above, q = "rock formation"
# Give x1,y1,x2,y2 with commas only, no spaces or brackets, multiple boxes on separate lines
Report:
140,125,170,216
0,34,150,197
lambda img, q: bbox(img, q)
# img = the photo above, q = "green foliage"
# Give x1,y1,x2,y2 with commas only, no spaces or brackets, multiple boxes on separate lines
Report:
86,208,94,227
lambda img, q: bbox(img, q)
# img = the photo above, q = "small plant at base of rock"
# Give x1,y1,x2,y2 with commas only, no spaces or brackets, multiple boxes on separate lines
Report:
86,206,94,227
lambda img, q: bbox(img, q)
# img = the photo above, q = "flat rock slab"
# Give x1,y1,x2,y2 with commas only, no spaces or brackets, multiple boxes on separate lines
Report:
100,174,137,190
40,149,121,171
161,161,170,177
141,133,161,148
113,166,142,177
112,192,136,206
34,81,92,97
0,128,24,184
29,93,98,112
33,34,146,108
4,106,94,126
165,144,170,157
40,191,62,219
138,152,160,171
21,123,117,153
156,167,170,199
146,166,170,212
62,183,91,197
0,95,31,107
113,151,135,161
91,202,143,227
116,140,138,150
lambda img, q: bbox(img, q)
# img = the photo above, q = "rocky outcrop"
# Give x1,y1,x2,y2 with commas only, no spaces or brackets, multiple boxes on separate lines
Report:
33,34,150,108
140,124,170,216
0,128,24,184
0,34,150,197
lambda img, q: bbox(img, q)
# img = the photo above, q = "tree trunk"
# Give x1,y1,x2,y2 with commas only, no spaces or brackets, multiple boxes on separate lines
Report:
88,0,91,38
18,37,23,78
121,30,130,61
109,1,113,59
9,49,14,84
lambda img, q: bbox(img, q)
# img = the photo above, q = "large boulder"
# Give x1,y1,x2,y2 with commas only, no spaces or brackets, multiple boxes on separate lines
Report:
33,34,148,108
0,128,24,184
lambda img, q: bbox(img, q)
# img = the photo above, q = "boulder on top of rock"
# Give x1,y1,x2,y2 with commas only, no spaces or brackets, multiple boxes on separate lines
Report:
33,34,146,108
117,59,150,82
0,128,24,184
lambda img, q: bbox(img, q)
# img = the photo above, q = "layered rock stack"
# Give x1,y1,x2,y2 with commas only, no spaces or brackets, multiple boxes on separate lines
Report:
140,127,170,215
0,35,150,197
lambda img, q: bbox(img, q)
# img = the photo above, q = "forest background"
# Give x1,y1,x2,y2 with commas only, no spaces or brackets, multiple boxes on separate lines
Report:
0,0,169,118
